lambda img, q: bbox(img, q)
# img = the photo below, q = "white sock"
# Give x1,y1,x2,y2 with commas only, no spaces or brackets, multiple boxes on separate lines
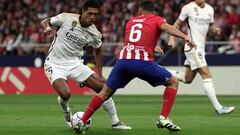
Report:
102,97,120,125
168,70,186,83
58,96,70,112
159,115,166,120
202,78,222,111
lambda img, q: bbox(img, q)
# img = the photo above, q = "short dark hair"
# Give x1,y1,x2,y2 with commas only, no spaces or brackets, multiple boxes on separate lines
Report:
139,0,155,12
83,0,101,10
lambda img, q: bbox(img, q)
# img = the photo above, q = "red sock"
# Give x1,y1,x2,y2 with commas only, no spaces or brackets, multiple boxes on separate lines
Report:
81,95,104,124
160,87,177,118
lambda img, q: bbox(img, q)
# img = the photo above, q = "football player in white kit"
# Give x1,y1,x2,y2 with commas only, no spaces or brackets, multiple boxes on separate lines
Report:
41,0,131,130
168,0,235,114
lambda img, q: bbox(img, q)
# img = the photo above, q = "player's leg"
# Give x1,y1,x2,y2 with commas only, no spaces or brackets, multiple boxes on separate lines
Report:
75,85,116,133
168,58,197,84
72,63,131,129
183,66,198,83
83,73,131,129
156,76,181,131
81,85,116,125
137,61,180,131
44,63,72,127
198,66,235,114
76,60,133,133
160,76,178,119
53,79,72,126
168,69,186,82
169,66,198,83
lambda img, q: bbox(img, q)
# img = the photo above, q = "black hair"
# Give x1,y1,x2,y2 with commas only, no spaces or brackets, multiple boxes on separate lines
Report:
83,0,101,10
139,0,155,12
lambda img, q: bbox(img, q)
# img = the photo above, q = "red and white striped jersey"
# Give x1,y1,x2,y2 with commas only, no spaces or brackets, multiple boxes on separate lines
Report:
118,14,166,61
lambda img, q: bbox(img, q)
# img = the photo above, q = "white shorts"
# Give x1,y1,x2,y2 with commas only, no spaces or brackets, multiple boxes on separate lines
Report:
44,61,94,84
184,50,207,70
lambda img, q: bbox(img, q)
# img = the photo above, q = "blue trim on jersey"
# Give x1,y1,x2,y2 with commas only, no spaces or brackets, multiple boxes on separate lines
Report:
106,59,172,91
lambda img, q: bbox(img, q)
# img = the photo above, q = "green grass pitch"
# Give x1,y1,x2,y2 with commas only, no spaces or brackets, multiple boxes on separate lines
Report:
0,95,239,135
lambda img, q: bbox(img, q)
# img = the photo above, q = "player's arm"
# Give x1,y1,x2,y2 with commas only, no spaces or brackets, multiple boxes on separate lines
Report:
41,18,53,36
41,14,63,36
168,19,183,48
160,23,196,49
168,4,188,48
93,47,104,78
209,23,221,35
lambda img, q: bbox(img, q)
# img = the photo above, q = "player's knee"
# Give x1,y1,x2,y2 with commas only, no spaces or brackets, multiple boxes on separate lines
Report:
167,76,179,88
93,82,105,93
99,85,114,100
60,90,71,101
172,78,179,87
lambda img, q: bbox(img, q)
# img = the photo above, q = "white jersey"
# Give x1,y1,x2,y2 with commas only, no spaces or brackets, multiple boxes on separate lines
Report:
46,13,102,65
179,2,214,52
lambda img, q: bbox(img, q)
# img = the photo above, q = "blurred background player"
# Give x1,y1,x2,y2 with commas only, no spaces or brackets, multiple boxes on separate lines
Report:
76,0,196,133
41,0,131,129
168,0,235,114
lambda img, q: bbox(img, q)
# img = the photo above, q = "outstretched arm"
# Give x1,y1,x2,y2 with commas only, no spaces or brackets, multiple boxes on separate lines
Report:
41,14,62,36
161,22,196,49
41,18,53,36
167,19,182,48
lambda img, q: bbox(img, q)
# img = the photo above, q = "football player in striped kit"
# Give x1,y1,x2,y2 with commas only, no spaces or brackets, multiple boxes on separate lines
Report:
77,0,196,133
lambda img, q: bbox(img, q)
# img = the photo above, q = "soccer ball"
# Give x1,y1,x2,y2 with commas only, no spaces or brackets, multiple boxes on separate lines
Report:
71,111,92,130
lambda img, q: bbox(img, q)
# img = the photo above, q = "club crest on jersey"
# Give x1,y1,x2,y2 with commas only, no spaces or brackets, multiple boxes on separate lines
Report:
70,20,77,31
194,7,199,16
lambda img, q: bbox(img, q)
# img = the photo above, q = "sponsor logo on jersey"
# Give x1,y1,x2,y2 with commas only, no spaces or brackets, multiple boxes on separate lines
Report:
195,17,211,25
66,32,87,45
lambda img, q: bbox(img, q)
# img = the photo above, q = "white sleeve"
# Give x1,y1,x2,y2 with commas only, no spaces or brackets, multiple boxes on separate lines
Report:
50,13,64,27
178,5,189,22
91,35,102,48
87,25,102,48
209,7,214,23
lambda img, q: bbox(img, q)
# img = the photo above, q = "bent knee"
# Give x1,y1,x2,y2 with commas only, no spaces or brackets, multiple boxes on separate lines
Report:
166,76,179,88
93,82,105,93
60,90,71,101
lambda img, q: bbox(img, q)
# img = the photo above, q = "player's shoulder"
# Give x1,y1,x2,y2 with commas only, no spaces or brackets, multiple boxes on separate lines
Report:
60,12,80,19
205,3,214,11
205,3,213,8
130,14,164,22
88,24,102,37
182,2,195,9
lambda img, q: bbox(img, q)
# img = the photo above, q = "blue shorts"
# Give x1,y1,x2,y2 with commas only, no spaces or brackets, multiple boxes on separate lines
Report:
106,59,172,91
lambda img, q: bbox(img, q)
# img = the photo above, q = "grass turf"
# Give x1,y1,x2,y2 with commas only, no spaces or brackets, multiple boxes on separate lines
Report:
0,95,239,135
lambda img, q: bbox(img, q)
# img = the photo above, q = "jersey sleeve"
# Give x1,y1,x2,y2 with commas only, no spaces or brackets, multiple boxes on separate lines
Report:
91,34,102,48
87,25,102,48
156,16,167,27
209,6,214,23
50,13,64,27
178,5,189,21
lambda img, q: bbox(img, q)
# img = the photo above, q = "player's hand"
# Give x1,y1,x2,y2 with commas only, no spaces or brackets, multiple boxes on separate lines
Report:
185,37,196,49
154,47,164,54
168,36,176,48
213,27,221,35
42,26,53,36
